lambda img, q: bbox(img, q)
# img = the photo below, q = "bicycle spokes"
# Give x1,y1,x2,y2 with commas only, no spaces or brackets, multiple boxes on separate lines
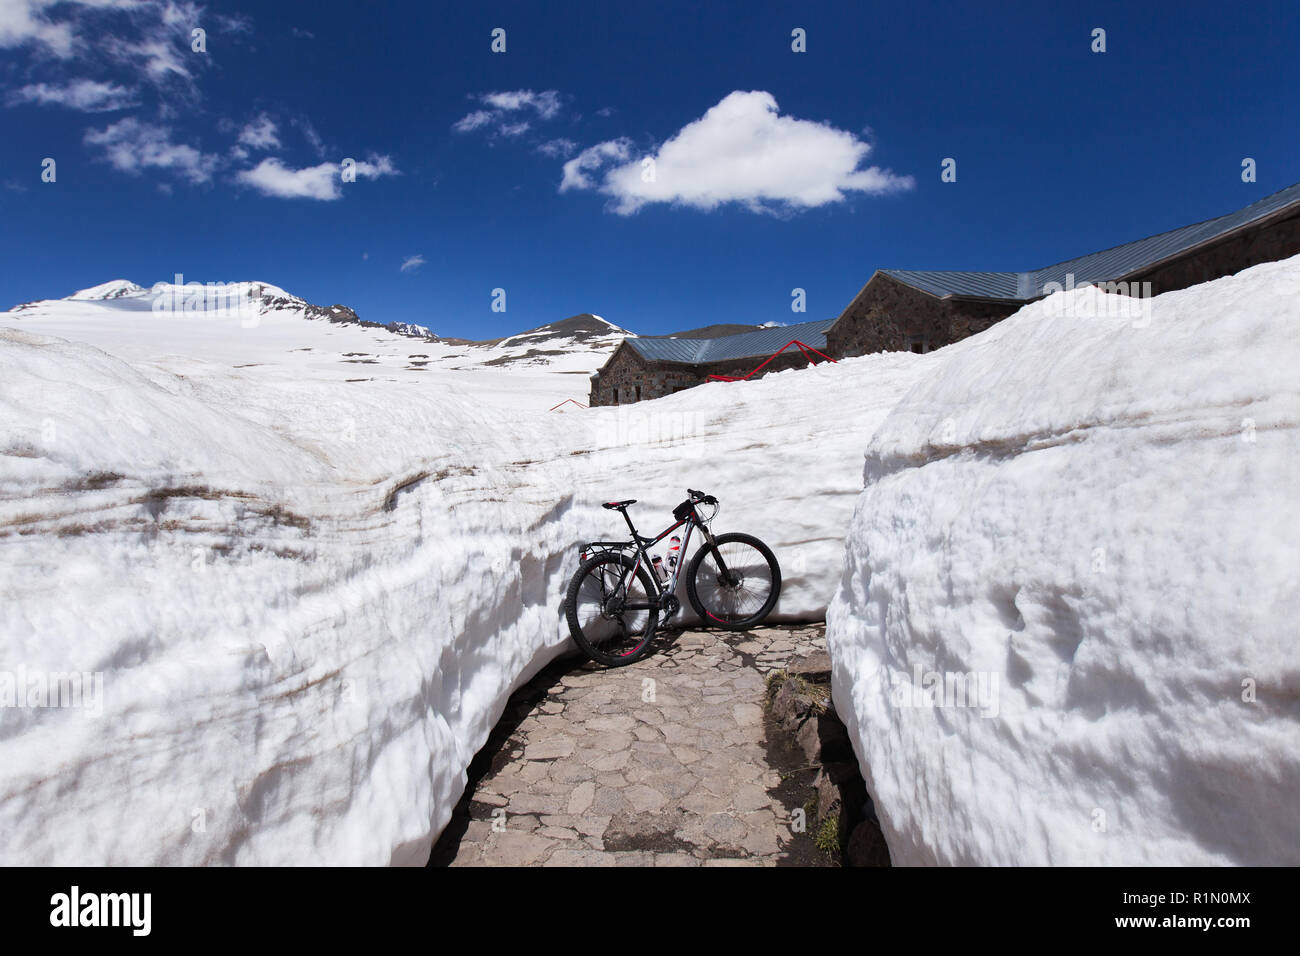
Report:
694,540,775,623
572,559,655,655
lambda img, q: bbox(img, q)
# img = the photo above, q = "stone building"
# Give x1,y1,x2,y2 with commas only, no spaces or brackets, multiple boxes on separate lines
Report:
589,318,836,406
591,181,1300,404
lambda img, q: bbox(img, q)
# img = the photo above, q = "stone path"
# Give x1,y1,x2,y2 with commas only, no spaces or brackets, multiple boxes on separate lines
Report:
430,624,837,867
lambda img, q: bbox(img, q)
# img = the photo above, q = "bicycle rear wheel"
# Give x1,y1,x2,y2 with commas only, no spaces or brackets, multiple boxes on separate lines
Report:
565,551,660,666
685,532,781,629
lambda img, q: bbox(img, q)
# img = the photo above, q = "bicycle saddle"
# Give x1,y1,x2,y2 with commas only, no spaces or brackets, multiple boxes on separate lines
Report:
602,499,636,510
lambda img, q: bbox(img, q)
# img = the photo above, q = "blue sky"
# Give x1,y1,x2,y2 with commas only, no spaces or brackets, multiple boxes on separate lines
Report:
2,0,1297,338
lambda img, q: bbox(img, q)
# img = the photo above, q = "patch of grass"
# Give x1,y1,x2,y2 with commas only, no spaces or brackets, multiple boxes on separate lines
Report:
803,680,831,715
765,668,829,715
764,668,789,704
814,814,840,856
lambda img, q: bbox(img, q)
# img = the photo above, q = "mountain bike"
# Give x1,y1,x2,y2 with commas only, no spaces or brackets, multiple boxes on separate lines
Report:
564,489,782,666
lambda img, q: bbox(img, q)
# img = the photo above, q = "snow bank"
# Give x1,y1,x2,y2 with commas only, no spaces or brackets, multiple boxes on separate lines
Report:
0,328,588,864
827,256,1300,865
0,299,925,864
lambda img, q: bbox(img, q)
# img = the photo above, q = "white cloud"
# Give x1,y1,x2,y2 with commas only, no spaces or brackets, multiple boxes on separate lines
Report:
117,33,191,84
560,138,633,192
83,116,218,183
3,0,214,105
236,154,397,200
537,138,578,158
292,116,326,157
352,155,396,178
8,78,136,111
562,90,914,215
237,159,338,200
0,0,76,57
452,89,562,138
480,89,560,120
399,255,425,273
238,113,280,150
452,110,492,133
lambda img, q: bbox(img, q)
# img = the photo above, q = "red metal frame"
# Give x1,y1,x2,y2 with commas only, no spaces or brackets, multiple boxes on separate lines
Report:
706,339,837,383
548,398,589,411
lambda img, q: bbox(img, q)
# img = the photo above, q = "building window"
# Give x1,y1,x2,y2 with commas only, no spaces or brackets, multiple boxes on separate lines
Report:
905,334,929,354
634,385,641,402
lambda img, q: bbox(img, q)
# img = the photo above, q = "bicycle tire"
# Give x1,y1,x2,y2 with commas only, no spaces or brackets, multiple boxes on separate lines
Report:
685,532,782,630
565,551,660,666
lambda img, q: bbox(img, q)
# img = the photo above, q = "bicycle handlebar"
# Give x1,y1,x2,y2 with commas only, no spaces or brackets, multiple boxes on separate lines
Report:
687,488,718,505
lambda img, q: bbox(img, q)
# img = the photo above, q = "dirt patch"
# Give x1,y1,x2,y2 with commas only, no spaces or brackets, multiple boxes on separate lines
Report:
764,660,890,867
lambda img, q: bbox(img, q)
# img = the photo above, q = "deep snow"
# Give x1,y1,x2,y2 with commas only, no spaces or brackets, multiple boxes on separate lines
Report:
0,283,924,864
2,259,1296,865
827,256,1300,865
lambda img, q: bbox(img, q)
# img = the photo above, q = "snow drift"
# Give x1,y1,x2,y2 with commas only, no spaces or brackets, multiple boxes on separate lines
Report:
827,255,1300,865
0,285,925,864
5,257,1296,866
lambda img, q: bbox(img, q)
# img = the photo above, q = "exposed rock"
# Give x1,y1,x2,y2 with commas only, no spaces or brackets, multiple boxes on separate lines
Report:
846,819,892,867
787,650,832,682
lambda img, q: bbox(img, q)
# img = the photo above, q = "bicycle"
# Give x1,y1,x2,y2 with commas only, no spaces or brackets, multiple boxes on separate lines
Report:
564,489,782,666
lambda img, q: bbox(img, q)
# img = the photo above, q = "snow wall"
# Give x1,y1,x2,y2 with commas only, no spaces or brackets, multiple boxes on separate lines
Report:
827,256,1300,865
3,256,1296,865
0,322,922,864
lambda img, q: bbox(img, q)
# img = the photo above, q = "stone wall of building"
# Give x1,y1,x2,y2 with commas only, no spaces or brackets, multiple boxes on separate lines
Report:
1128,210,1300,294
589,341,826,406
589,344,708,406
696,350,822,382
826,273,1018,358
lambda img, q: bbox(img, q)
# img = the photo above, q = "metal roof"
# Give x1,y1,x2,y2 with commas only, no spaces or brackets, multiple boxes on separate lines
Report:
627,317,836,365
623,335,704,363
880,180,1300,302
877,269,1023,300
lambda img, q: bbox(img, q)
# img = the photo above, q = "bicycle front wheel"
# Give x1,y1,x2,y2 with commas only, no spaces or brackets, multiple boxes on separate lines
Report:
565,551,660,666
685,532,782,629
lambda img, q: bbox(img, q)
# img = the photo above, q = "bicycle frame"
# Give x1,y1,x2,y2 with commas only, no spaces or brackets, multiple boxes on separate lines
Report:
586,503,727,612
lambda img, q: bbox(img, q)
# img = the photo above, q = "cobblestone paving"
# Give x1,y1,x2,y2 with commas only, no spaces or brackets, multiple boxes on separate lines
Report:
436,624,829,867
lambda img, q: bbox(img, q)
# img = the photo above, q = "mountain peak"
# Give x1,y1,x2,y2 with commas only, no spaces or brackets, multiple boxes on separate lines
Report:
67,280,147,301
10,278,434,342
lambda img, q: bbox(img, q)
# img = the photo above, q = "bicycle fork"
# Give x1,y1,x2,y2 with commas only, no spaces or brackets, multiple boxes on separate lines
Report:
695,522,738,587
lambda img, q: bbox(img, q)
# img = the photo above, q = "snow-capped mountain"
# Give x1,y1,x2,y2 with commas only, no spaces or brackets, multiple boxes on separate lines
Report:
4,282,627,407
66,280,146,301
9,283,641,382
13,279,433,340
442,313,632,371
